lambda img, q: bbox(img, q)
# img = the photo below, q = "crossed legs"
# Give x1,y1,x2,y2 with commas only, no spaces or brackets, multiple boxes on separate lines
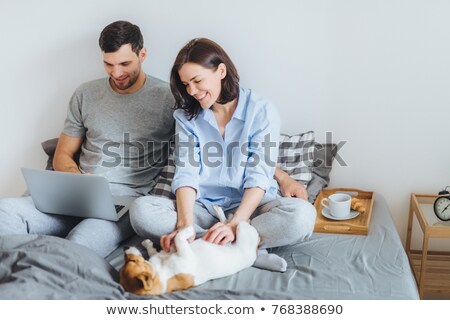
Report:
130,195,316,272
0,196,134,258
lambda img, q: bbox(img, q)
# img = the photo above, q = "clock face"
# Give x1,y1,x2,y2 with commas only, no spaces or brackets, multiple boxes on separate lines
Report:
434,196,450,221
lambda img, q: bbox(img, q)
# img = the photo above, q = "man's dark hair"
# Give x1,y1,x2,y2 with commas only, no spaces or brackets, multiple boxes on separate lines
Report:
98,20,143,55
170,38,240,119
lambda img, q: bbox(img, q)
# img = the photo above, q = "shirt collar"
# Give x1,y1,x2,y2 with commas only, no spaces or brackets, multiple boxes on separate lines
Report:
231,87,246,121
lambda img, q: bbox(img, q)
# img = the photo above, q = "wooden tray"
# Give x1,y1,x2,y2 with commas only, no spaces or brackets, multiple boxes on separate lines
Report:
313,188,375,235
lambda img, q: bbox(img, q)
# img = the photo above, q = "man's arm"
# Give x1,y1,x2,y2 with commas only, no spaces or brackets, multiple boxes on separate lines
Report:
274,167,308,200
53,133,84,173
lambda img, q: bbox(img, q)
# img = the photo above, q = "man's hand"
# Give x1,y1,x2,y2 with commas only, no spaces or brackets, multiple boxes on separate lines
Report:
280,177,308,200
275,167,308,200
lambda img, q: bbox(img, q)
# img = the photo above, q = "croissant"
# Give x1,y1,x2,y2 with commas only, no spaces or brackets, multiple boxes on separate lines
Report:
351,198,366,214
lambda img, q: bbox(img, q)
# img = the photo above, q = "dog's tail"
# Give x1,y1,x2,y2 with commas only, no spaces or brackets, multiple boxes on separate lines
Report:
212,205,227,223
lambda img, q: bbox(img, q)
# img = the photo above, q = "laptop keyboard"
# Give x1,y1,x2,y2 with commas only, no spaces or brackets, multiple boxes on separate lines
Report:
115,205,125,213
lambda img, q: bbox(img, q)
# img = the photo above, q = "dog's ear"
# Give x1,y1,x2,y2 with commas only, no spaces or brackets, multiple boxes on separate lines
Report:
137,272,153,290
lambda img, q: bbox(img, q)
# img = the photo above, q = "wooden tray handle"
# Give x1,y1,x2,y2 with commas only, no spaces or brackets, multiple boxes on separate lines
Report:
323,225,351,231
328,188,371,193
322,188,374,199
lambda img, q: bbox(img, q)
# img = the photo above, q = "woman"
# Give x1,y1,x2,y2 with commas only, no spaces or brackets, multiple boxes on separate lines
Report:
130,38,316,272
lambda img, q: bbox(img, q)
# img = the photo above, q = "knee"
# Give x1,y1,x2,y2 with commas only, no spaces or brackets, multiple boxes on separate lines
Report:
131,195,173,211
0,198,12,216
129,196,149,222
129,196,175,239
0,197,27,213
130,196,169,222
0,197,31,235
129,197,155,236
283,198,317,242
0,209,22,235
294,199,316,240
66,227,91,248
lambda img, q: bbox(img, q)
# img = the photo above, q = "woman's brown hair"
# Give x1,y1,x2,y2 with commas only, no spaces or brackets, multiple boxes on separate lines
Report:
170,38,240,119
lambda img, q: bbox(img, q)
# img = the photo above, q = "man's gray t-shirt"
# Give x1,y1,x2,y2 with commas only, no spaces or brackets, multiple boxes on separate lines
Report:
63,75,175,196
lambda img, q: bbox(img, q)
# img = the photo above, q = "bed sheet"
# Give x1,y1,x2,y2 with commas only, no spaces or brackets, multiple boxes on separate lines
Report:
0,194,418,299
106,193,419,300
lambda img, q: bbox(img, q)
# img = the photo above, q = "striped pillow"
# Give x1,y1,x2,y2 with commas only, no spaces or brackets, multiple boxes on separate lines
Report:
150,146,176,199
277,131,315,186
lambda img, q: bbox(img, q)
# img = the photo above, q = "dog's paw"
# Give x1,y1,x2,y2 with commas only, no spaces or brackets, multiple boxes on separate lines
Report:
124,246,142,256
177,225,195,240
141,239,154,248
141,239,158,256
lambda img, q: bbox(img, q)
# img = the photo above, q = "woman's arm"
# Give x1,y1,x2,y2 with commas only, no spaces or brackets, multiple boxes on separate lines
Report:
228,187,265,227
202,187,265,245
175,186,196,228
160,110,200,252
160,186,196,252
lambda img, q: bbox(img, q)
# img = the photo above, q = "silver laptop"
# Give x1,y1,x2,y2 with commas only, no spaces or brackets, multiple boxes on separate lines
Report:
21,168,135,221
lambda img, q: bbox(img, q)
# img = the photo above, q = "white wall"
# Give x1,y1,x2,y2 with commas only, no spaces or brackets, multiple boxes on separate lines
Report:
1,0,450,246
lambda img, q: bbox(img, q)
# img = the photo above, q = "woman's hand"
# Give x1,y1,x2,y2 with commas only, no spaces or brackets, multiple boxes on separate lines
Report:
160,230,178,253
160,226,195,253
202,222,236,245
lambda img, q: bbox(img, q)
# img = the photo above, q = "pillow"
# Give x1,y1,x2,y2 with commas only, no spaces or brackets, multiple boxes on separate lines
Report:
277,131,315,186
41,138,80,170
149,146,176,199
307,143,338,204
41,138,59,170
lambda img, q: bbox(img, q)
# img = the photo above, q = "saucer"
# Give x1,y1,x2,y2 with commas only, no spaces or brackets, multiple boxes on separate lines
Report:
321,207,360,221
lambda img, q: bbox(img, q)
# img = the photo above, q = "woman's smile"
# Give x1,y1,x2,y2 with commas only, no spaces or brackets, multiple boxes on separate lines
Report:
195,92,207,102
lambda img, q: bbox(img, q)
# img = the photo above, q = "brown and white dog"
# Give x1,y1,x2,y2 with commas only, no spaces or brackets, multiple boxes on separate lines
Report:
120,221,259,295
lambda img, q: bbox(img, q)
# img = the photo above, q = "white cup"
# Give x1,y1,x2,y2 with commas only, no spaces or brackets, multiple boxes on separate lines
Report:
321,193,351,218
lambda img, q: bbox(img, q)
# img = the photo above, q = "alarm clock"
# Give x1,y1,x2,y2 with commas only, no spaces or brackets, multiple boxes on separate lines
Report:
434,188,450,221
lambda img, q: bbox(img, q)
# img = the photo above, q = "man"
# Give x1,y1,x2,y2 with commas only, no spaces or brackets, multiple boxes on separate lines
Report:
0,21,174,257
0,20,308,258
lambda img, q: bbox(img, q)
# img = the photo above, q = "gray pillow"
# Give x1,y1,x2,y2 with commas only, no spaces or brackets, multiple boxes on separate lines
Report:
307,143,338,204
41,138,80,170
